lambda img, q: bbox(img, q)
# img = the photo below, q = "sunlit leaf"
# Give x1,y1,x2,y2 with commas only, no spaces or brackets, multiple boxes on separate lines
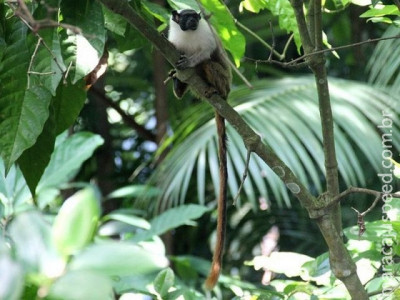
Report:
154,268,175,298
52,187,101,256
60,0,106,83
133,204,209,242
36,132,104,194
69,241,168,276
48,270,114,300
0,20,52,171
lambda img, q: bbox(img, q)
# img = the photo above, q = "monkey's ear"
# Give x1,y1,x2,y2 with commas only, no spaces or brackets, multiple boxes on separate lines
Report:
172,10,180,23
197,12,201,19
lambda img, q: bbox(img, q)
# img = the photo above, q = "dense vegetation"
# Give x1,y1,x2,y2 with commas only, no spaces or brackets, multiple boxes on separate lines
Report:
0,0,399,299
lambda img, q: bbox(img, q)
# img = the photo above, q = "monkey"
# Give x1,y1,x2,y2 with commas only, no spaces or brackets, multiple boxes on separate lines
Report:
168,9,232,290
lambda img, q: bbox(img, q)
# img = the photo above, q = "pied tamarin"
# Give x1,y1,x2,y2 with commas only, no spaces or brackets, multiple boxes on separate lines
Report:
168,9,231,289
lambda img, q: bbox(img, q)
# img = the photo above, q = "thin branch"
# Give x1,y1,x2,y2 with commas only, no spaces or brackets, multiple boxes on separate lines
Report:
285,34,400,66
233,149,251,206
235,20,283,61
268,21,275,61
27,38,42,89
244,34,400,68
332,186,399,205
8,2,67,76
91,87,157,142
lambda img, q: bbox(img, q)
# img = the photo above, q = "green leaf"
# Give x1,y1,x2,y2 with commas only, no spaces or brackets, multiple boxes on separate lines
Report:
48,270,114,300
18,103,56,195
133,204,209,241
0,255,24,300
60,0,106,83
69,241,169,276
344,221,399,242
360,5,400,18
200,0,245,67
0,20,52,171
0,158,32,218
36,132,104,193
102,4,127,36
154,268,175,298
239,0,301,52
53,80,87,135
52,187,101,256
18,80,86,194
8,211,63,273
106,185,160,200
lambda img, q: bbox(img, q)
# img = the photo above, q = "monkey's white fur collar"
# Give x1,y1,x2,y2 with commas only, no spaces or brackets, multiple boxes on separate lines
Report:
168,16,217,65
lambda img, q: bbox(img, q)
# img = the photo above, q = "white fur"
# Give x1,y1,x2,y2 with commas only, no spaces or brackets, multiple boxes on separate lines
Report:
168,16,217,67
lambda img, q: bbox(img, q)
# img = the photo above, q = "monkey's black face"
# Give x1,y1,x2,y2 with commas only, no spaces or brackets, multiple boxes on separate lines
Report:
172,9,201,31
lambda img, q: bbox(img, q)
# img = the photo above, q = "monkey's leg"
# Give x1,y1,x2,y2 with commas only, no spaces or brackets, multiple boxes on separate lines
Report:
202,61,230,99
205,112,228,290
173,77,189,99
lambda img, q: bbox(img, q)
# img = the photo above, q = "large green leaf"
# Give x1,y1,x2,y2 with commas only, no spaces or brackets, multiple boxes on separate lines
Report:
48,270,114,300
0,20,52,171
200,0,246,67
0,238,23,300
60,0,106,83
0,158,32,218
133,204,209,242
8,211,64,274
69,241,169,276
17,80,87,194
52,187,101,257
151,77,400,209
36,132,104,194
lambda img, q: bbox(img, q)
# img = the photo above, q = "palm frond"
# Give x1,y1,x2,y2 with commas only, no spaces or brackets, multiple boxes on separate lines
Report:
150,76,400,210
367,26,400,94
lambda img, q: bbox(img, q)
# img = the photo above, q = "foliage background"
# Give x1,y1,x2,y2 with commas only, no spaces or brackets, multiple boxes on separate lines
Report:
0,0,399,299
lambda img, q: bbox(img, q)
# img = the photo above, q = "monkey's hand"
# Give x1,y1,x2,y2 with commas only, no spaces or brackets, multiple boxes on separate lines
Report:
176,54,190,70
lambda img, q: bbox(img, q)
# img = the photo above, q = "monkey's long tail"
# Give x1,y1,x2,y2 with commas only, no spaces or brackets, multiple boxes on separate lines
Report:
204,112,227,290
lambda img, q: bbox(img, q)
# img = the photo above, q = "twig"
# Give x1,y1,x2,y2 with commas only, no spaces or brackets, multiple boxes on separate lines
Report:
227,59,253,89
235,20,283,61
233,149,251,206
91,86,157,142
245,34,400,68
8,1,67,76
284,34,400,66
332,186,399,204
27,38,42,89
268,21,275,61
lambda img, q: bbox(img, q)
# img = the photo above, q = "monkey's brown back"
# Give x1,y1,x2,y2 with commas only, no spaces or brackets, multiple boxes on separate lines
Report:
197,49,231,100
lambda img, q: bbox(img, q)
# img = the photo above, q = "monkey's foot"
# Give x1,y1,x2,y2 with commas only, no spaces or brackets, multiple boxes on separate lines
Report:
176,54,189,70
204,87,218,98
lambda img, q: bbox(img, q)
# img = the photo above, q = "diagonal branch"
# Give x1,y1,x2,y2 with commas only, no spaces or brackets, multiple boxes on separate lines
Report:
91,87,157,142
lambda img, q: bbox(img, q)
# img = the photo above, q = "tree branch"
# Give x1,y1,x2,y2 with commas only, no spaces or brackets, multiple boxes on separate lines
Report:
289,0,368,298
91,87,157,142
244,34,400,68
